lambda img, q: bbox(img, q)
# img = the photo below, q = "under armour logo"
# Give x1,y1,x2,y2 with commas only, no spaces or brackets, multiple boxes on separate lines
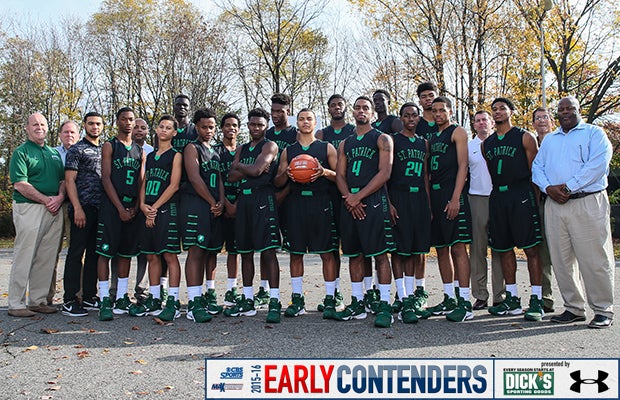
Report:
570,370,609,393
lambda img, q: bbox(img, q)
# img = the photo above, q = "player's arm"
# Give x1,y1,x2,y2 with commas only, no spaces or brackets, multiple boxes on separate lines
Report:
227,149,244,182
444,126,468,220
101,141,131,222
64,169,85,227
273,148,290,187
151,152,182,210
350,133,393,203
335,141,349,197
235,141,278,177
184,144,218,208
522,131,541,203
424,139,432,219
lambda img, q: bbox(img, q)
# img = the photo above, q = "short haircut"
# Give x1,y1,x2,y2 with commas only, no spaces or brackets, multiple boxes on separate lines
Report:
532,107,549,122
175,93,190,103
474,110,492,118
83,111,103,124
373,89,391,101
192,108,217,124
417,81,438,97
327,94,346,105
354,95,374,109
399,102,420,116
270,93,291,107
432,96,452,109
297,108,316,118
220,112,240,128
158,114,178,130
492,97,516,111
59,120,79,132
248,107,270,121
116,107,134,119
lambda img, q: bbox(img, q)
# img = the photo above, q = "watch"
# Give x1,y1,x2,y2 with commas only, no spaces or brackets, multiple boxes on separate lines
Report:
561,185,571,194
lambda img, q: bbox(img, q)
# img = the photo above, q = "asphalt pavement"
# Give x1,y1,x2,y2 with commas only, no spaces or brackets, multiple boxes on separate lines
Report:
0,248,618,399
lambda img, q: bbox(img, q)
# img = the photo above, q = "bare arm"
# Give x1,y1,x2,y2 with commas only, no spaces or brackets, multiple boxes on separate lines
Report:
235,141,278,178
444,126,468,220
184,144,218,208
273,148,290,188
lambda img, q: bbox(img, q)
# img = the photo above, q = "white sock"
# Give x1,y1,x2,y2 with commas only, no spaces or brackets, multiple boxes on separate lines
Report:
443,282,456,299
291,276,303,295
227,278,237,290
206,280,215,290
270,288,280,300
379,284,391,303
352,282,364,300
116,277,129,300
531,285,542,299
325,280,336,297
260,280,269,290
454,280,459,289
395,278,406,299
98,280,110,298
168,287,179,300
160,276,168,288
335,277,341,290
404,276,415,297
243,286,254,299
363,276,373,292
415,278,425,288
150,285,161,299
506,284,518,297
460,287,470,301
187,286,201,300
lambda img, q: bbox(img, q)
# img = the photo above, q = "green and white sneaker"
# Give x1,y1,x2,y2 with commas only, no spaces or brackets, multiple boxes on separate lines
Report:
413,286,429,308
317,289,345,311
427,294,458,315
187,296,212,323
128,294,162,317
202,289,223,315
446,298,474,322
113,294,132,315
524,295,544,321
374,301,394,328
266,298,282,323
224,287,241,306
488,293,522,315
98,296,114,321
391,294,403,313
398,296,419,324
322,295,337,320
224,295,256,317
334,296,367,321
254,287,270,309
158,296,181,321
284,293,306,317
363,287,381,314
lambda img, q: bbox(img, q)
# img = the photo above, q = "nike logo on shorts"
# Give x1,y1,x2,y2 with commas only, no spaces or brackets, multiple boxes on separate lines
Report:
373,203,381,208
259,205,267,210
521,199,528,204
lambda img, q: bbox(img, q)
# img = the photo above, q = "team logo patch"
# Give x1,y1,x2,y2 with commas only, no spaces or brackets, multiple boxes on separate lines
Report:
198,234,205,243
102,243,109,251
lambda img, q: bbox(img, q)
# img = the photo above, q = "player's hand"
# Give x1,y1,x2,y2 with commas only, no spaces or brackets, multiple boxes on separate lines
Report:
286,167,295,182
546,184,569,204
141,205,157,220
343,192,362,210
310,159,324,182
224,202,236,218
73,207,87,228
118,208,134,222
212,201,224,217
444,198,460,220
350,203,366,220
145,215,155,228
389,204,399,226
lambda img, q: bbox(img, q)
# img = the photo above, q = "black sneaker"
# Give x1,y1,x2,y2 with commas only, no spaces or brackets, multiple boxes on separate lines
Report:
82,297,101,310
588,314,613,329
550,310,586,324
62,300,88,317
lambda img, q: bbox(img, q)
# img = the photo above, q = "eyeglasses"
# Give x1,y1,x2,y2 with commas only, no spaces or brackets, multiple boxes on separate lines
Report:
535,115,550,121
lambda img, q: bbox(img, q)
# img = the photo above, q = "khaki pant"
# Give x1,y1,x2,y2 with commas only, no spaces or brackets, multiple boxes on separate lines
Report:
9,202,63,310
545,192,615,318
469,195,504,303
538,200,555,309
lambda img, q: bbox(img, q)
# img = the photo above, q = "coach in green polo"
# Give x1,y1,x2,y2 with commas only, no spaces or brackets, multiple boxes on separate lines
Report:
8,113,65,317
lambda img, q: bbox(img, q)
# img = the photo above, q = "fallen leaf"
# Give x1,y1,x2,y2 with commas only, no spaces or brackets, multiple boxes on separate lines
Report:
153,317,173,326
130,370,143,375
136,391,149,395
77,350,90,358
152,337,163,341
74,344,84,349
41,328,59,334
176,328,186,331
46,381,57,385
23,345,39,352
207,352,230,358
164,386,174,390
40,396,53,400
46,386,61,391
102,348,110,354
67,320,82,324
47,347,60,351
135,359,147,365
197,367,205,371
123,341,136,345
264,325,274,329
221,332,230,335
131,326,140,330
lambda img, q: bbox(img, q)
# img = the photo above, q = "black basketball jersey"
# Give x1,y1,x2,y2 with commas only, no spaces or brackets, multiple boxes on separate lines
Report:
108,137,142,201
372,115,399,135
343,129,382,189
321,123,355,151
214,143,240,201
390,133,427,188
238,139,276,190
173,123,197,153
286,140,330,193
428,124,458,185
266,125,298,154
416,118,439,140
185,141,221,201
144,148,178,205
483,127,531,187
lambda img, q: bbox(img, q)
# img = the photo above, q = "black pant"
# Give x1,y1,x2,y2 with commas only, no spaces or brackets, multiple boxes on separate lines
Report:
63,205,99,302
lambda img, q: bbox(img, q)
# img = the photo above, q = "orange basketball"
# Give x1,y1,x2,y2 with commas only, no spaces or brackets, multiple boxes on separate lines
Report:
289,154,319,184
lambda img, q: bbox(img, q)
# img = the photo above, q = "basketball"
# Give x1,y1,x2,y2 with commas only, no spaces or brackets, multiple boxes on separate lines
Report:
289,154,319,184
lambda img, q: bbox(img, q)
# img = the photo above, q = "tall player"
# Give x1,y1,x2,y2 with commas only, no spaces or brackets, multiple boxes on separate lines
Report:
96,107,144,321
334,96,395,328
425,96,474,322
274,108,339,318
388,102,432,323
225,108,282,323
484,98,544,321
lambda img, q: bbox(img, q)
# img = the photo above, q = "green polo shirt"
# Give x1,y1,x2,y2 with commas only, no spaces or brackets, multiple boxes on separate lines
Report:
10,140,64,204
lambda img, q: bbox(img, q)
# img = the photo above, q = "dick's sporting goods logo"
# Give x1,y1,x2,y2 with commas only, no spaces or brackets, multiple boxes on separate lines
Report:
570,370,609,393
503,371,554,395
